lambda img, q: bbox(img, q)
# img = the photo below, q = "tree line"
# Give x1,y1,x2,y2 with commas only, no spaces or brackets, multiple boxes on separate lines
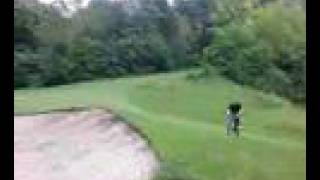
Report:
14,0,305,103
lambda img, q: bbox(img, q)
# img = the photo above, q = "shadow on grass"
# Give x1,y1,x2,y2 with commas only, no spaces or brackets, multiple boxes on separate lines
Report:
154,161,199,180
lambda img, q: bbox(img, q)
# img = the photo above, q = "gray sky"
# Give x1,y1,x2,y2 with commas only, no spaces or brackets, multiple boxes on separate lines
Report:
38,0,91,7
37,0,174,16
38,0,174,7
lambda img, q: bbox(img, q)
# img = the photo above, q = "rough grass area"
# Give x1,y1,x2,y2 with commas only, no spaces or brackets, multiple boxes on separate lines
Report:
14,69,305,180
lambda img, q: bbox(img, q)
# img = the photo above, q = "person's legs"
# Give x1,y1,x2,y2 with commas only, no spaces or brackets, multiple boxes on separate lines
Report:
234,125,239,137
226,121,232,136
234,118,240,137
226,123,230,136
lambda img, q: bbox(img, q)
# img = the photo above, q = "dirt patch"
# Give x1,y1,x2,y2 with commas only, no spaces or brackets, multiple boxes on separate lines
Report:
14,108,159,180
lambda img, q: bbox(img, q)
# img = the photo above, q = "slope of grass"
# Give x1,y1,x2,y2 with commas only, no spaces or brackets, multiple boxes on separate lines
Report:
14,69,305,180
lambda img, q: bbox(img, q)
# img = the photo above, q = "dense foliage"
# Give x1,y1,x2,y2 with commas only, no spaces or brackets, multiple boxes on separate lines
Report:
204,0,305,103
14,0,212,87
14,0,305,103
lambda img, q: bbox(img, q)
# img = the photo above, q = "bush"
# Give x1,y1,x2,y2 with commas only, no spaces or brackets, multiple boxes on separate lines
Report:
204,3,305,103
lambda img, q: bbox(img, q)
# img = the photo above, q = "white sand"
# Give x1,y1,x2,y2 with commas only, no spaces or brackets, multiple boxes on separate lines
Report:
14,109,159,180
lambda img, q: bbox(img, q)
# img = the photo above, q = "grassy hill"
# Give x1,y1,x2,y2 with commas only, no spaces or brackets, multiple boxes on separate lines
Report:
14,69,305,180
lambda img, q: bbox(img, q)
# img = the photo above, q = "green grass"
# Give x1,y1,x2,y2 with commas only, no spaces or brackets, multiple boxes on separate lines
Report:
14,69,305,180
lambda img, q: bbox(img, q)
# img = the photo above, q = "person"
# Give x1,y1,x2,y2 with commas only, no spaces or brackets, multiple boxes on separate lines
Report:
225,102,242,137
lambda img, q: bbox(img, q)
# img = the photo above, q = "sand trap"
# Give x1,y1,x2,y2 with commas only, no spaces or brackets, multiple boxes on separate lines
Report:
14,109,159,180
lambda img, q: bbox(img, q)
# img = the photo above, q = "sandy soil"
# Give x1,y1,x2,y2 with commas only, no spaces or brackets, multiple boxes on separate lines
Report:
14,109,159,180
